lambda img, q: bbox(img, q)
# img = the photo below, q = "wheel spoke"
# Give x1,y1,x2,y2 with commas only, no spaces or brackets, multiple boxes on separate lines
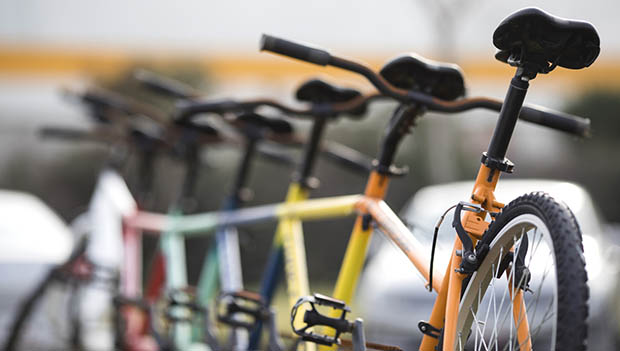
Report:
456,205,576,351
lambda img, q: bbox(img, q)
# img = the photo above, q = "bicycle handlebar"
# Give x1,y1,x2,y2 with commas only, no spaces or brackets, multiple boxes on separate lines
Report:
320,141,372,173
259,35,332,66
175,94,384,125
519,104,590,137
64,88,170,125
133,69,200,100
259,34,591,137
277,136,372,174
256,144,297,167
39,127,108,141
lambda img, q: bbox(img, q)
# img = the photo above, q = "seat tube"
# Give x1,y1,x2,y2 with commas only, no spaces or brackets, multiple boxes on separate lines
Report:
251,117,326,349
333,171,389,303
486,75,529,161
316,172,388,351
441,74,530,350
329,105,415,306
215,137,257,293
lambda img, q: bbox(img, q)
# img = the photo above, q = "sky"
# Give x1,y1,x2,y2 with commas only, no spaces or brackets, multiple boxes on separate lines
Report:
0,0,617,62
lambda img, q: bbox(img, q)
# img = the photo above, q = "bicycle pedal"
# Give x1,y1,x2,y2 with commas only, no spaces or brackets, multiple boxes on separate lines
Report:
290,293,353,346
165,288,203,323
217,290,269,330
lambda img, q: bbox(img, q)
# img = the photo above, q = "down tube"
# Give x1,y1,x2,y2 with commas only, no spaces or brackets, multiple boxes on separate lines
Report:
365,199,443,291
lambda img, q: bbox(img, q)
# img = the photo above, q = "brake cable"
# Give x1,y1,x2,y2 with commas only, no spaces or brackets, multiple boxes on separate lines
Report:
427,204,457,292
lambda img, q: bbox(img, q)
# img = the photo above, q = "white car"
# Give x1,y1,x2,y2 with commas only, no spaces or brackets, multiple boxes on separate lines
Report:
357,180,620,350
0,190,73,350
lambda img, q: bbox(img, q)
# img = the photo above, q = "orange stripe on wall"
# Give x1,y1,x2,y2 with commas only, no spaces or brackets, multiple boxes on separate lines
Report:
1,46,619,87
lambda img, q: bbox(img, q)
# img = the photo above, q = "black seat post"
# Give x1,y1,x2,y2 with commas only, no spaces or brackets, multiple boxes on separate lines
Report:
374,104,422,176
295,115,327,188
135,138,159,206
230,135,258,205
178,133,201,212
485,73,530,162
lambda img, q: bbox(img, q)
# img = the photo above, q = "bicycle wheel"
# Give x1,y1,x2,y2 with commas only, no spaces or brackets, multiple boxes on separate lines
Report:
455,192,588,351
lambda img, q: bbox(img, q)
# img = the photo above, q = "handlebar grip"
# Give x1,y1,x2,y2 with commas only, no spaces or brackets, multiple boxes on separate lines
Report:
40,127,92,140
133,69,197,100
260,34,331,66
519,104,591,137
82,90,124,111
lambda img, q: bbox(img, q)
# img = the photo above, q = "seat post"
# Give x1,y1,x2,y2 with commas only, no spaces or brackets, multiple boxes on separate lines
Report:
296,115,327,188
485,73,530,161
375,104,421,173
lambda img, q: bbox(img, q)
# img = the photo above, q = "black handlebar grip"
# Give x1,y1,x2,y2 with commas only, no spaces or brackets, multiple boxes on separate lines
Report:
519,104,591,137
260,34,331,66
133,69,197,100
39,127,92,140
82,91,123,111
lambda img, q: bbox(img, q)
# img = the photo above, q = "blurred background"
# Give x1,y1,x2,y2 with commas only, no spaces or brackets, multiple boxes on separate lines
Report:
0,0,618,348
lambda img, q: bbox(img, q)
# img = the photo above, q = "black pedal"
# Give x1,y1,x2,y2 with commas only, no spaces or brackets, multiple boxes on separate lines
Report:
161,288,218,349
290,294,353,346
165,288,204,323
217,290,270,330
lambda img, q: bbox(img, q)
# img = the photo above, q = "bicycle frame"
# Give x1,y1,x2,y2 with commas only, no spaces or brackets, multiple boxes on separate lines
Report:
124,171,444,346
127,100,535,351
127,46,574,350
82,168,140,350
126,166,526,351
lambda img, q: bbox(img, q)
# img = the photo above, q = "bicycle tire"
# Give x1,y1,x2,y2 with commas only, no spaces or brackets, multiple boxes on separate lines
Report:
455,192,588,351
3,269,57,351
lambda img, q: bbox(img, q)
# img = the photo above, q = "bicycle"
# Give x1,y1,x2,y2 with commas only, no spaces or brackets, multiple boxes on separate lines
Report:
137,7,597,350
130,72,380,350
253,7,598,350
3,87,229,351
8,8,599,350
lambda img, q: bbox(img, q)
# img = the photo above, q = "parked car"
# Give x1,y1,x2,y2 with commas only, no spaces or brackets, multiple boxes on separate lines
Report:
357,179,620,350
0,190,73,350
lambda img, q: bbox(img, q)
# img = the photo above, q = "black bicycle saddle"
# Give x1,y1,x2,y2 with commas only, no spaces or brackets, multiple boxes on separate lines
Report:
295,79,366,116
379,54,465,101
493,7,600,72
236,112,294,135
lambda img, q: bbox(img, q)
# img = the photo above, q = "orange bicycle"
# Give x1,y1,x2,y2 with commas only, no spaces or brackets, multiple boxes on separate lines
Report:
259,7,598,350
